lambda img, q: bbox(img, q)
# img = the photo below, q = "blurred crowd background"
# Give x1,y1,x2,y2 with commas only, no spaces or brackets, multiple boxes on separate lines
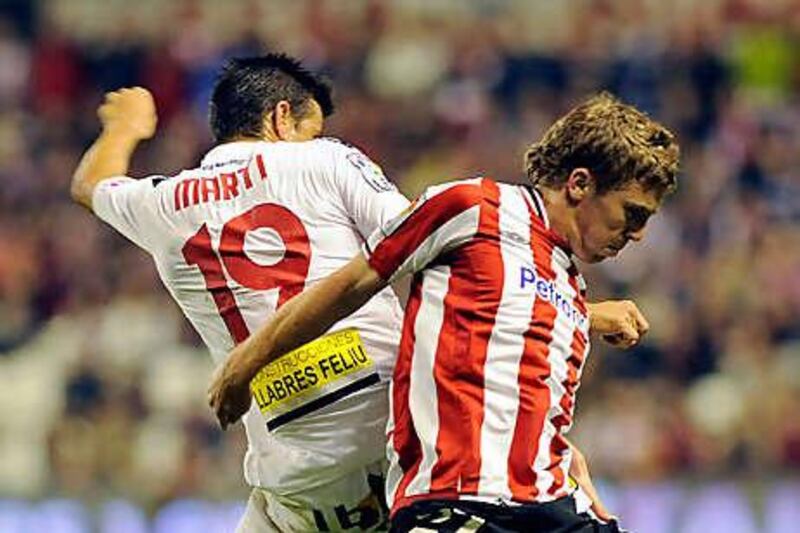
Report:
1,0,799,531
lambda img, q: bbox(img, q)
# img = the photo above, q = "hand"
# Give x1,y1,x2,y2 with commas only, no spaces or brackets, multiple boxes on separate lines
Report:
98,87,157,141
207,354,254,430
567,441,615,522
587,300,649,349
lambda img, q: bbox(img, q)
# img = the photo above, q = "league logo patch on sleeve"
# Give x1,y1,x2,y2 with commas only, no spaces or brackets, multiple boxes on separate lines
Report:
346,151,397,193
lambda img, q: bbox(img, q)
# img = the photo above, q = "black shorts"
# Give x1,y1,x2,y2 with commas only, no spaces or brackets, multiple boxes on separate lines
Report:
389,496,624,533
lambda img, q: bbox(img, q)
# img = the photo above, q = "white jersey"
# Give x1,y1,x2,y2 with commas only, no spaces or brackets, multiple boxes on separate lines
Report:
93,138,409,495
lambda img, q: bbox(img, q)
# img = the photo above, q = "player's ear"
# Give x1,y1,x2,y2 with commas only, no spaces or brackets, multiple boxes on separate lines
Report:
565,168,595,204
261,101,295,142
272,100,296,141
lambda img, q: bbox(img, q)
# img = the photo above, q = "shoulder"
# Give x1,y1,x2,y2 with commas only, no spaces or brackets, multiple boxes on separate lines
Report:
314,136,361,152
313,137,397,193
310,137,378,164
422,177,494,210
272,137,365,167
292,136,359,159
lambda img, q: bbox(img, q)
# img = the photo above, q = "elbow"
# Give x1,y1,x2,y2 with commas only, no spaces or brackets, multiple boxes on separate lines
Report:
69,177,91,209
69,178,81,203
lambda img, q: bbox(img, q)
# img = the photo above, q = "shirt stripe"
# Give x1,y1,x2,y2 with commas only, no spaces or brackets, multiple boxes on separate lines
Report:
476,185,535,498
404,267,450,497
547,272,591,497
507,213,558,501
445,178,503,495
387,275,426,507
533,247,578,500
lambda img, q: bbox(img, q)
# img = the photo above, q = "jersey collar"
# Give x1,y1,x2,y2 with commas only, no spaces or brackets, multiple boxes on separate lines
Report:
519,184,572,253
201,141,262,168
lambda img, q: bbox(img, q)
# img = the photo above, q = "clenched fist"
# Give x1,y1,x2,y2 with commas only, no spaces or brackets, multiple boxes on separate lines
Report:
208,358,253,431
98,87,157,141
587,299,649,349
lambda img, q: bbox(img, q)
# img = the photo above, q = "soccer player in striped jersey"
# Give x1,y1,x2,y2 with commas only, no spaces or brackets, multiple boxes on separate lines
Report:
209,92,678,532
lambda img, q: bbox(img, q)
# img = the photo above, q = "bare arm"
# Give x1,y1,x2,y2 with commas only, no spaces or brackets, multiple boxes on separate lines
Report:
564,436,614,522
208,254,387,428
71,87,157,210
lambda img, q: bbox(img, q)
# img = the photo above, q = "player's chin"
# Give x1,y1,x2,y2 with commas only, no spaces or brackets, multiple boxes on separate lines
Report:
581,250,607,263
593,245,624,262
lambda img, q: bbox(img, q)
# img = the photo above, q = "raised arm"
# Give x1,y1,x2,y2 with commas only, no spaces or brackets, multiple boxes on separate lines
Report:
71,87,157,210
208,254,387,429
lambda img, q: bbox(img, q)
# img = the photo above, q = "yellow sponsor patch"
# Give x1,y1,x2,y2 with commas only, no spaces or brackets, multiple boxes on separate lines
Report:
249,328,374,417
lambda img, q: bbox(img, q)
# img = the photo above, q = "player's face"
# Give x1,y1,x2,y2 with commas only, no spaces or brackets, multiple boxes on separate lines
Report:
572,178,662,263
267,98,325,142
288,99,324,141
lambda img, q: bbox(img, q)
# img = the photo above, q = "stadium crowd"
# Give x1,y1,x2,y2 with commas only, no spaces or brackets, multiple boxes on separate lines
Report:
0,0,798,528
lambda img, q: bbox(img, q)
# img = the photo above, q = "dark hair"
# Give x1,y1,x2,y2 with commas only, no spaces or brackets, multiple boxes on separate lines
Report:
524,92,679,195
209,53,334,142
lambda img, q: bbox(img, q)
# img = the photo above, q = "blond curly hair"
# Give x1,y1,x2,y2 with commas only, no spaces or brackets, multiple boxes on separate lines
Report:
524,92,680,195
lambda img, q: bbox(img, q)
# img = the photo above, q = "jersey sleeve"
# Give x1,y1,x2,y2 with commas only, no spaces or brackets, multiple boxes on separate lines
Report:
328,142,410,238
363,180,484,283
92,176,163,251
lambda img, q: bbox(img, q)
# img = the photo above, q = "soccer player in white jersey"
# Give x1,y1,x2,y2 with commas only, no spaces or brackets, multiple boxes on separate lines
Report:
209,92,678,532
70,54,413,532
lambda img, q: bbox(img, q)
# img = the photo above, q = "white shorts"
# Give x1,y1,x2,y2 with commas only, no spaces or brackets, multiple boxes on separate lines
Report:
236,461,387,532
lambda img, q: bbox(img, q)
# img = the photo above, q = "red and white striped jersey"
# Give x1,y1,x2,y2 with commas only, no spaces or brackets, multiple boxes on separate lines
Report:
364,177,591,513
92,138,409,496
